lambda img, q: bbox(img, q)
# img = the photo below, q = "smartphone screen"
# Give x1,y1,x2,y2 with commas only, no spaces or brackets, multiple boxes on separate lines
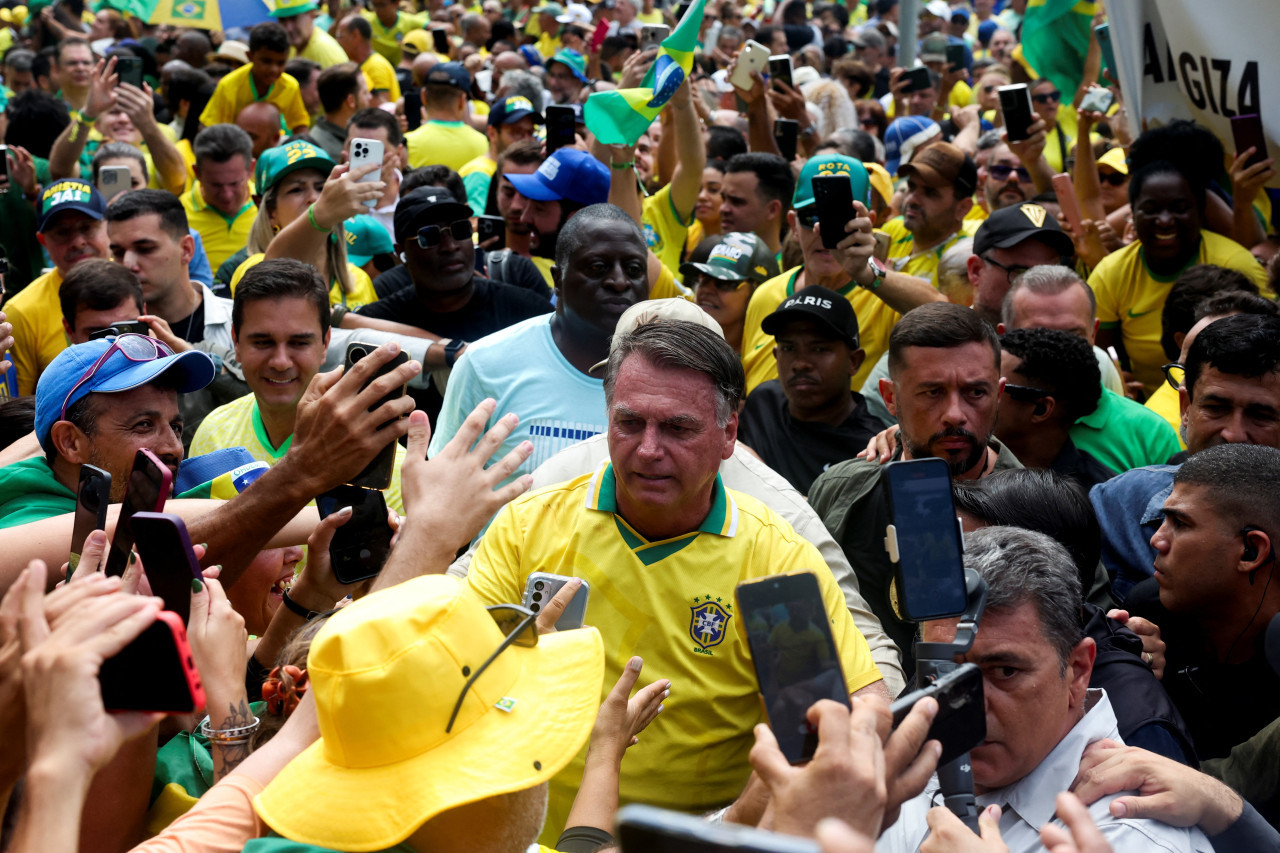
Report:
545,105,577,154
343,342,408,490
773,118,798,163
997,83,1033,142
768,55,792,91
813,174,854,250
1232,114,1269,169
318,484,392,584
432,28,450,55
116,56,143,89
890,662,985,765
736,572,849,765
69,465,111,574
99,612,204,713
132,512,203,624
105,449,172,577
945,44,966,73
883,457,967,621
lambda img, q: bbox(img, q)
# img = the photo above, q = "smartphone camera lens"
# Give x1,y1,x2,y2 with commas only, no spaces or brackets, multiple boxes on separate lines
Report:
534,581,545,590
532,591,543,602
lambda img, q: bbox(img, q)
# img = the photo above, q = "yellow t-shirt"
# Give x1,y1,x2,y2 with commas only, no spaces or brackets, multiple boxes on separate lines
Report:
648,259,692,300
684,219,706,257
180,184,257,271
229,253,377,310
534,31,561,59
741,267,900,395
641,184,692,275
880,216,966,287
4,268,65,396
360,51,402,101
1090,229,1270,394
1041,104,1079,175
292,28,349,68
190,392,405,513
199,64,310,133
405,120,488,171
360,9,428,66
465,461,881,845
1145,381,1186,450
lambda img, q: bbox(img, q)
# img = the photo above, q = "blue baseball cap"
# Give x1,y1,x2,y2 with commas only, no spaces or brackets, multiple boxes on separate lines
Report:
425,61,472,93
503,148,608,206
34,337,216,450
883,115,940,176
36,178,106,232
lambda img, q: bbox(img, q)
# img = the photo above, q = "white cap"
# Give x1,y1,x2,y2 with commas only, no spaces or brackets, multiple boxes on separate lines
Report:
556,3,593,25
589,299,723,373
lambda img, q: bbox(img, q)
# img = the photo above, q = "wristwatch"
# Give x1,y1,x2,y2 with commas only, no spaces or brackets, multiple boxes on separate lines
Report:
862,256,889,290
444,338,468,367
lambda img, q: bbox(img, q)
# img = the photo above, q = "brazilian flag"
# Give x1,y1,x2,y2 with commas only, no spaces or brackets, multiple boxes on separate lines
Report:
1020,0,1098,99
583,0,708,146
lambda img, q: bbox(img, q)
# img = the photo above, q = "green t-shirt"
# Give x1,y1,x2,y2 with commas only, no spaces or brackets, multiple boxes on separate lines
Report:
0,156,52,291
1070,387,1182,473
0,456,76,528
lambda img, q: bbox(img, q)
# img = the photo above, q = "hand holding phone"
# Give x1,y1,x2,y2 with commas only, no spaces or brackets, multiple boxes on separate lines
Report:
70,465,111,574
522,573,590,630
105,449,172,577
812,174,854,250
100,610,205,712
477,214,506,250
115,56,144,89
349,137,385,208
132,512,204,624
1232,114,1270,170
773,118,799,163
730,40,770,91
343,341,408,490
890,663,985,766
317,484,393,584
768,54,793,92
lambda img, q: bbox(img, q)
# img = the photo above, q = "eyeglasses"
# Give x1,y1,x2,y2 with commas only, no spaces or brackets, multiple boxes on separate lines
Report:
981,255,1030,281
981,84,999,93
987,163,1031,183
416,219,473,249
1032,90,1062,104
1099,170,1128,186
60,333,172,422
445,603,539,734
1162,362,1186,391
1003,382,1050,402
698,273,750,292
795,208,818,230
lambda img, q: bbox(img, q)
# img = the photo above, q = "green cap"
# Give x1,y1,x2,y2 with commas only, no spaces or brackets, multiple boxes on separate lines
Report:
271,0,319,18
344,214,394,266
679,232,779,287
792,153,871,211
254,139,333,193
548,49,589,84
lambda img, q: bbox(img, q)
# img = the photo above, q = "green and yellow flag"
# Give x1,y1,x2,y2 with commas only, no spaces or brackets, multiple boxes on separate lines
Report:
1020,0,1098,98
583,0,708,146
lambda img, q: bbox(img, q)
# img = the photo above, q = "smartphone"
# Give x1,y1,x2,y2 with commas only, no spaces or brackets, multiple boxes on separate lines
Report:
945,43,966,73
349,137,385,209
69,465,111,574
1232,114,1270,170
997,83,1034,142
591,19,610,53
1050,172,1084,236
902,66,933,94
99,610,205,713
546,104,577,154
616,804,820,853
729,40,770,91
890,662,985,766
88,320,151,340
883,457,967,621
640,24,670,52
317,484,393,584
0,146,9,186
872,230,890,262
1078,87,1114,115
674,1,691,22
736,572,849,765
773,118,798,163
343,341,408,491
1094,23,1117,78
813,173,854,250
477,214,506,251
132,512,203,624
115,55,144,89
768,54,793,92
522,573,590,630
105,449,172,577
431,28,450,55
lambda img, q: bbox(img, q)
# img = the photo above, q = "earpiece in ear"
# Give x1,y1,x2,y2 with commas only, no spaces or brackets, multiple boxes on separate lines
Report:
1242,526,1263,563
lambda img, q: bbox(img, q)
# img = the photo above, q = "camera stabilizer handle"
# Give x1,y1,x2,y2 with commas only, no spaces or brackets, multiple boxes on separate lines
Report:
913,569,989,833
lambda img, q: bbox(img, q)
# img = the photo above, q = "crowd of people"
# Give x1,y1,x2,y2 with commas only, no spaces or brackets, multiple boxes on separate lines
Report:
0,0,1278,850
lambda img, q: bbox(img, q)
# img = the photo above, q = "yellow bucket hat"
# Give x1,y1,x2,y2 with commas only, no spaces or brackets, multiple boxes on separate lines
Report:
254,575,605,852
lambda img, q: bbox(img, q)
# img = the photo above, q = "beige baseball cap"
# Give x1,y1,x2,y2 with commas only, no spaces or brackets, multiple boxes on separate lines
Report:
588,298,723,373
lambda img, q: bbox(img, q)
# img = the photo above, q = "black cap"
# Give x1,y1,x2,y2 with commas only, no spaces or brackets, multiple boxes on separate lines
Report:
761,285,860,348
973,203,1075,259
393,186,472,242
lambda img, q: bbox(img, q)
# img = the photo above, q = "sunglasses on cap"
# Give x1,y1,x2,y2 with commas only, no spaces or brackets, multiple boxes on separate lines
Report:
1099,170,1128,186
987,163,1031,183
60,333,173,422
416,219,473,249
1162,362,1186,392
1003,382,1050,403
445,603,539,734
1032,90,1062,104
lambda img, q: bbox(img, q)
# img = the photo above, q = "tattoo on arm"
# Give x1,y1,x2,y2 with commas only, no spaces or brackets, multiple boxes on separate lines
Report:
211,699,255,777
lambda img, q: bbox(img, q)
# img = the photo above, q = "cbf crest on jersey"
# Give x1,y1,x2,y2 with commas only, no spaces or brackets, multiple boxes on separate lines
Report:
690,595,732,654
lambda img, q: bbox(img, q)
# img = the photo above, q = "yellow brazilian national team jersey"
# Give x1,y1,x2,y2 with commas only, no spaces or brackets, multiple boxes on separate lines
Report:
361,9,428,66
1089,229,1270,394
189,393,406,513
3,267,65,396
741,267,900,395
641,184,691,275
199,64,310,133
229,253,378,310
180,185,257,271
405,120,489,172
360,51,402,101
466,461,880,846
879,216,966,287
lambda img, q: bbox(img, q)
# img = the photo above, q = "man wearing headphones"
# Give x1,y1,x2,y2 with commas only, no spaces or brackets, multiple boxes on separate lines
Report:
1129,442,1280,764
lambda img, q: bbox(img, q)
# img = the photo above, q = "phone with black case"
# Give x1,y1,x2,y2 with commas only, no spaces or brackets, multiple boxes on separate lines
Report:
1232,114,1269,169
69,464,111,574
105,449,172,577
132,512,204,624
317,484,393,584
115,56,144,89
617,804,820,853
902,66,933,93
891,662,985,765
88,320,151,340
883,457,967,621
768,54,793,91
998,83,1034,142
736,572,849,765
343,341,408,491
99,610,205,713
477,214,506,250
773,118,798,163
546,104,577,154
431,28,450,56
812,173,854,250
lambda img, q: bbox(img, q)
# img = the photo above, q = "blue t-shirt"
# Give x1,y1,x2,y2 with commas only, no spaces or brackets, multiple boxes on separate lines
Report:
188,228,213,286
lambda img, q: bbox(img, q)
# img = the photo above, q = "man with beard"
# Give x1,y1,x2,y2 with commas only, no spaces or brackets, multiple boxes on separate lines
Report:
809,302,1021,671
880,142,976,288
981,141,1037,215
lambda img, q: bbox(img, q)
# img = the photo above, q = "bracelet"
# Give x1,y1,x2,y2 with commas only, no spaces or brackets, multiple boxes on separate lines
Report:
610,160,634,170
79,111,98,124
444,338,467,367
307,204,330,233
329,304,349,328
198,714,261,743
281,587,323,621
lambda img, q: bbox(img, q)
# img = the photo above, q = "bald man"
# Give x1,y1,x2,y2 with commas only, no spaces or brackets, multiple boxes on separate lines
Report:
236,101,282,158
